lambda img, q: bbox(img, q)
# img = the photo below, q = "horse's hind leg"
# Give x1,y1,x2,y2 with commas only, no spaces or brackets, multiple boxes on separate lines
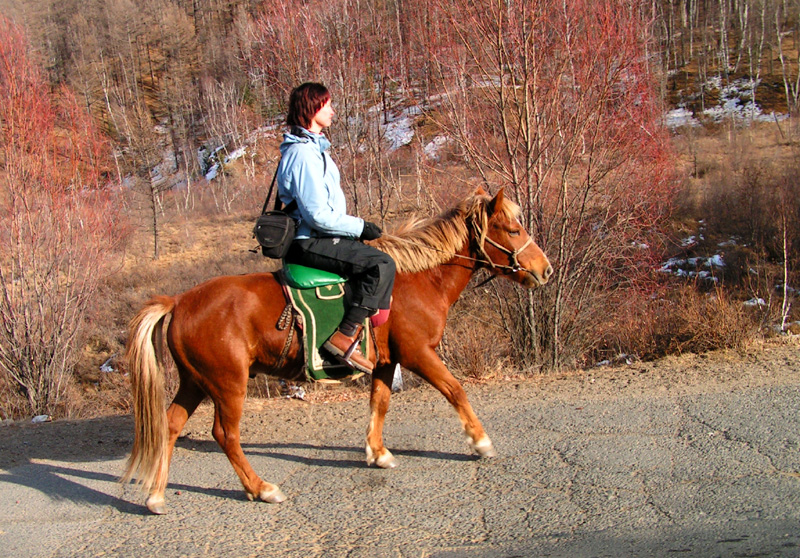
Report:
211,393,286,503
145,377,206,514
366,364,398,468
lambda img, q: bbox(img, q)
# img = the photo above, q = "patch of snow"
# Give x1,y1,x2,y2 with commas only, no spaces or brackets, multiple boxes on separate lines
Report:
659,257,686,272
201,145,248,181
227,146,246,162
205,164,219,181
743,297,767,307
702,77,790,123
100,356,116,373
775,284,798,295
384,115,415,150
424,136,449,160
703,100,761,122
659,253,723,282
705,254,725,268
671,77,790,127
665,107,700,129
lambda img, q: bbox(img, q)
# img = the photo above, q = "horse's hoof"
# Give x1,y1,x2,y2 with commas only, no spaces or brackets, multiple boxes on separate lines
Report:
472,436,497,458
366,446,398,468
146,496,167,515
375,453,398,469
259,486,287,503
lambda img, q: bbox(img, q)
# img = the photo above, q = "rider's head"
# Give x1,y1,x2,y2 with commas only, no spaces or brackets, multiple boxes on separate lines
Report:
287,83,331,130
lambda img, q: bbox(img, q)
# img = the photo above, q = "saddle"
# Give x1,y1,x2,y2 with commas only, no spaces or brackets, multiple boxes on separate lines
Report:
279,263,375,382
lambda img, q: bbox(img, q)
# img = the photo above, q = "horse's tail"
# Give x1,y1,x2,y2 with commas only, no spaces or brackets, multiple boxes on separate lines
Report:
120,295,175,495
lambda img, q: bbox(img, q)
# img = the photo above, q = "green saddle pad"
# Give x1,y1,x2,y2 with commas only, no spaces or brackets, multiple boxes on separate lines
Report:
282,264,369,381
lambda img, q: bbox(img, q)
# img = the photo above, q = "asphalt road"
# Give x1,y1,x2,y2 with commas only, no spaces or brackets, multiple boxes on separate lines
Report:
1,343,799,557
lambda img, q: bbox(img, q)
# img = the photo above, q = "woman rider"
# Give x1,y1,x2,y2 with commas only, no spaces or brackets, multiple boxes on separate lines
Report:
277,82,395,374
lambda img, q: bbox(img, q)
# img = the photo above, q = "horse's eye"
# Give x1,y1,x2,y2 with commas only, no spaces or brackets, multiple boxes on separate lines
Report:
509,229,521,237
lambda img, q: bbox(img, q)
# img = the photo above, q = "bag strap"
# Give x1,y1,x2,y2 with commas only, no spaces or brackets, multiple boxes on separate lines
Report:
260,166,280,215
260,163,298,215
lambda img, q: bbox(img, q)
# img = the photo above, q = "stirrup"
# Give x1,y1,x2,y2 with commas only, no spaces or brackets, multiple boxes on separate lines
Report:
335,353,373,375
323,328,373,374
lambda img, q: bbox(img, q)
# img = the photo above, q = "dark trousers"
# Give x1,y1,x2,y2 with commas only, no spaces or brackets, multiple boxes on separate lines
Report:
285,237,396,311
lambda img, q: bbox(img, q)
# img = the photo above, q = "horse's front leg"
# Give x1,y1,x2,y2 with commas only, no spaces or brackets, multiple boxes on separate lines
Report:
404,349,497,458
365,364,398,468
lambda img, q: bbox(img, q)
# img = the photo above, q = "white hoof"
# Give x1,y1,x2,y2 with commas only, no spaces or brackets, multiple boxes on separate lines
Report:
375,452,398,468
259,485,287,503
366,445,398,469
472,436,497,458
146,495,167,515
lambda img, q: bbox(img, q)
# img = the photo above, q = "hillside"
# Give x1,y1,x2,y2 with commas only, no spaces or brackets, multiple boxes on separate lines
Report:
1,0,799,420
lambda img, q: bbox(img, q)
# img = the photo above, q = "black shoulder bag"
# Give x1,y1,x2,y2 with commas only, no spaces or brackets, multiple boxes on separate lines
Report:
252,166,298,259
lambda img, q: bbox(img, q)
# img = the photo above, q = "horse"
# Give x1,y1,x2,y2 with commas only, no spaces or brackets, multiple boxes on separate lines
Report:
122,187,553,514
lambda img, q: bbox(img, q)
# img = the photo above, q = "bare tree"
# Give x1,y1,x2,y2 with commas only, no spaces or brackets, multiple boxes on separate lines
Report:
117,99,172,259
416,0,675,370
0,16,128,417
775,0,800,113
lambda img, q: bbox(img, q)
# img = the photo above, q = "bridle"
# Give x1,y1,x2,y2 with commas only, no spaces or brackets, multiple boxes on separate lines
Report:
467,212,533,274
382,209,533,275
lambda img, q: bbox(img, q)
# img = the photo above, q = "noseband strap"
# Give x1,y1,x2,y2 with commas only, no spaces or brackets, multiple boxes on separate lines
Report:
469,214,532,274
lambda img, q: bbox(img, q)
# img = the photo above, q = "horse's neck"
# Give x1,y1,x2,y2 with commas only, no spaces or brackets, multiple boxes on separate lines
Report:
426,244,477,307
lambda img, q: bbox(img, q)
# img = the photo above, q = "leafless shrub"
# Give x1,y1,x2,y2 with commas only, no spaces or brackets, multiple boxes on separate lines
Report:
0,18,129,418
64,372,133,419
596,285,760,362
0,372,28,421
702,160,800,261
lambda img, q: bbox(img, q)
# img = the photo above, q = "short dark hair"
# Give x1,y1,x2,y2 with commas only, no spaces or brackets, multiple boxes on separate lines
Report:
286,83,330,129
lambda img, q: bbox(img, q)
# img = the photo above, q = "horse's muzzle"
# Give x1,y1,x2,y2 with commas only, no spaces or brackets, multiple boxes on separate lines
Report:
522,263,553,288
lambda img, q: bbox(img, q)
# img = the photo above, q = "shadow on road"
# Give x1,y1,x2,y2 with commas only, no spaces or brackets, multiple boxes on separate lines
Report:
0,460,252,516
0,462,145,514
0,415,133,470
176,437,478,468
1,436,477,516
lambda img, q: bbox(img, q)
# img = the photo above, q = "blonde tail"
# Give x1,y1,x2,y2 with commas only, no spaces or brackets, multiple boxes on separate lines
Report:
120,295,175,496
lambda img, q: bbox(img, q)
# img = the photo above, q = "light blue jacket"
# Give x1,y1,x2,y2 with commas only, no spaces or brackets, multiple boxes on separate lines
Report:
277,127,364,239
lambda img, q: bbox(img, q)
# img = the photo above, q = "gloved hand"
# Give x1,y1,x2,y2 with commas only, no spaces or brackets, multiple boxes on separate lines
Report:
360,221,382,241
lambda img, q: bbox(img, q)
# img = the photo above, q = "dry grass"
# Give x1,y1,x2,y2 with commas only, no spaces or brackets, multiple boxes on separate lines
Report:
610,286,761,360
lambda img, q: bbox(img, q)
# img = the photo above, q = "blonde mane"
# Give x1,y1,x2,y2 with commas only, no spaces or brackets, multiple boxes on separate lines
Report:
371,191,521,274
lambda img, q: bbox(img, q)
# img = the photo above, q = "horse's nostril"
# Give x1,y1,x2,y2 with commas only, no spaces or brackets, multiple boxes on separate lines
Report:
544,265,553,279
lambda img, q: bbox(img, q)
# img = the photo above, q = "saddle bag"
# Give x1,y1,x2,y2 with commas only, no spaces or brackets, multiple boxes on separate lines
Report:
253,162,298,259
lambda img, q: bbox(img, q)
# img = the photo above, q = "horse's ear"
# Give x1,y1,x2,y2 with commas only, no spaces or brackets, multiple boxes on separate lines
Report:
488,188,505,216
474,186,488,196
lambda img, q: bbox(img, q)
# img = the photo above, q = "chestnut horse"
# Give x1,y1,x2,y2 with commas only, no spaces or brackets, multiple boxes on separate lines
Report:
122,188,552,514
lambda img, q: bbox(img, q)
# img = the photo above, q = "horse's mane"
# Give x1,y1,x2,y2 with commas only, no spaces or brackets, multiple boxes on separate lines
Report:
371,191,521,274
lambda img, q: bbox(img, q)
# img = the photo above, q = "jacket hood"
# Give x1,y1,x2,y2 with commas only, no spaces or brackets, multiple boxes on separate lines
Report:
280,127,331,155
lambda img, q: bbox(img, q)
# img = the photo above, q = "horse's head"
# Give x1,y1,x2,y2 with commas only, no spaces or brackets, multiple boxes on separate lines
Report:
472,188,553,288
